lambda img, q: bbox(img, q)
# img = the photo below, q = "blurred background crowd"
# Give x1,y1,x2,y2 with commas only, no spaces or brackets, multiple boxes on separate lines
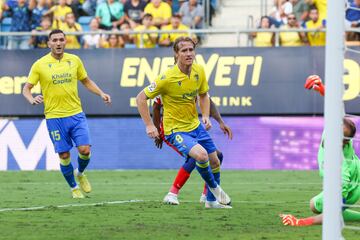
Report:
0,0,359,49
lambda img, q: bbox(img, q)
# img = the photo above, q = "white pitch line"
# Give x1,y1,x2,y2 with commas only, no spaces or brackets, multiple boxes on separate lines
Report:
0,200,144,213
1,182,322,186
0,199,310,213
343,225,360,231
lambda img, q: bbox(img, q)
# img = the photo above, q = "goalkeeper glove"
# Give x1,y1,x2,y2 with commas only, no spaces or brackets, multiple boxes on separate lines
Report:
304,75,325,96
280,214,315,226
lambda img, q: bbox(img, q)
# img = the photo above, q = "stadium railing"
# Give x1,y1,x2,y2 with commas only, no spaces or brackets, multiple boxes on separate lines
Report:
0,27,359,48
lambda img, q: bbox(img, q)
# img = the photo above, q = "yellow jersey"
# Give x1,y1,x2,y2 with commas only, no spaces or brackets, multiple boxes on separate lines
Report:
134,25,158,48
279,25,304,47
313,0,327,20
144,2,172,21
52,5,72,20
254,32,273,47
304,19,326,46
59,23,82,49
160,24,191,43
144,63,209,135
27,52,87,119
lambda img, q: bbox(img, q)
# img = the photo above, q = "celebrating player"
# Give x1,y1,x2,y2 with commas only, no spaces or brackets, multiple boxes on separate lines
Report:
136,36,231,208
152,96,233,205
280,75,360,226
22,29,111,199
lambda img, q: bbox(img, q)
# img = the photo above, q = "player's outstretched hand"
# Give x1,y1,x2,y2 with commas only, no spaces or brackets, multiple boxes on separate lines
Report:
154,137,163,149
220,123,233,140
202,116,212,130
146,125,159,139
304,75,325,96
32,95,43,105
101,93,112,105
279,214,299,226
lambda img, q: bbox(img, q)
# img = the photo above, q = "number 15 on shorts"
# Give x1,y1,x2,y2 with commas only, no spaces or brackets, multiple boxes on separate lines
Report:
51,130,61,141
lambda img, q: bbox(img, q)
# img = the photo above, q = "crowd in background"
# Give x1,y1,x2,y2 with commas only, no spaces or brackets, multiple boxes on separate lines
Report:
0,0,359,49
0,0,215,49
252,0,360,47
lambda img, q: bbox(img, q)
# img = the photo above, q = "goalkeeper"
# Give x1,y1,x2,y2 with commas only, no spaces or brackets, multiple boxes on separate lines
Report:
280,75,360,226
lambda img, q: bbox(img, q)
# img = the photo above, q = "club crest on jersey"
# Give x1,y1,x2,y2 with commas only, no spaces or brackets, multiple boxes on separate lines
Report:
67,61,71,67
148,82,157,92
194,74,199,81
178,81,182,86
48,64,52,68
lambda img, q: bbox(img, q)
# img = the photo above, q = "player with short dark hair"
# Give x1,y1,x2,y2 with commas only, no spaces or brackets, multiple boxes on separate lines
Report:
136,36,232,208
23,29,111,198
280,75,360,226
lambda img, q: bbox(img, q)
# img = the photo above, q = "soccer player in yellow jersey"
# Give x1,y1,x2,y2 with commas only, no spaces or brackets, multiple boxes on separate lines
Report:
22,29,111,199
136,36,231,208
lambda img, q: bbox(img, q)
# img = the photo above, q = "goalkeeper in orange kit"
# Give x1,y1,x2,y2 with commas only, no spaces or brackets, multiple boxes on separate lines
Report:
280,75,360,226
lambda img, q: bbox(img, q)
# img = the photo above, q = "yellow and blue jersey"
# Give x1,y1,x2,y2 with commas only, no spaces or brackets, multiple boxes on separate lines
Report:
303,19,326,46
27,52,88,119
144,63,209,135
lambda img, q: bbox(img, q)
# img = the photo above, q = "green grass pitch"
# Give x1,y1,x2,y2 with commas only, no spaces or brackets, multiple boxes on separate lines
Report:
0,170,358,240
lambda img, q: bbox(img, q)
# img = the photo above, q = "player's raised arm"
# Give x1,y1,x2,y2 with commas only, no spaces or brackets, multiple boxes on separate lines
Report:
80,77,111,105
136,91,159,139
304,75,325,96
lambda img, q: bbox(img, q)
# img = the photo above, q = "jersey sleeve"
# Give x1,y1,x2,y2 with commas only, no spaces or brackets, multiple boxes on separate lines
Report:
27,62,40,86
143,74,167,99
198,65,209,95
76,56,88,80
342,163,352,199
164,4,172,19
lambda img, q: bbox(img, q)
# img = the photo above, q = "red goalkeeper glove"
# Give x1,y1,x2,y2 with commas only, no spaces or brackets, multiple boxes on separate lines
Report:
280,214,315,226
304,75,325,96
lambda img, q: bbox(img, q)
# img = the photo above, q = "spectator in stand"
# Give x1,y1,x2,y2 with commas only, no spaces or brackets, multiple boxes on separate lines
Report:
29,15,52,48
269,0,293,26
2,0,36,49
119,22,134,44
178,0,204,29
251,16,274,47
303,7,326,46
59,12,82,49
96,0,125,30
346,0,360,41
290,0,310,25
144,0,171,28
159,14,195,47
0,0,4,19
100,33,124,48
83,18,102,49
31,0,50,30
134,13,158,48
305,0,326,20
124,0,147,29
82,0,102,16
45,0,72,28
279,13,307,46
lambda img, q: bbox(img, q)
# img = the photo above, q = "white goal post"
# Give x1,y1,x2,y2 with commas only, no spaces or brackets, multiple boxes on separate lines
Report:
322,0,345,239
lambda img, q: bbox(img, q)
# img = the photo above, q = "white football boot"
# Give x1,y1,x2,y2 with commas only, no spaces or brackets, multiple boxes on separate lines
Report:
205,201,232,209
163,192,180,205
209,185,231,205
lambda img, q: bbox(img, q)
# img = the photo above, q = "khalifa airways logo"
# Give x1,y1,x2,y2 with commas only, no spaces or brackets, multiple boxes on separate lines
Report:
0,120,58,171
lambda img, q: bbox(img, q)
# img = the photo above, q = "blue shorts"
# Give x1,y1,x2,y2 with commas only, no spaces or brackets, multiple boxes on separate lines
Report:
165,124,217,158
46,112,91,153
